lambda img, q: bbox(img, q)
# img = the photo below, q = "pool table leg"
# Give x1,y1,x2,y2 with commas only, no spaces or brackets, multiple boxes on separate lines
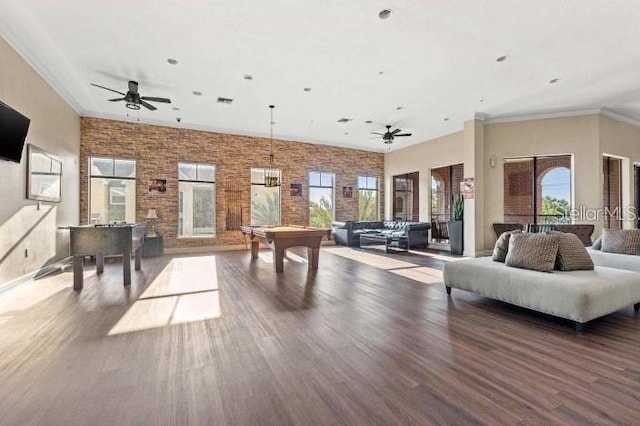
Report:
250,240,259,259
73,256,84,291
308,247,320,269
273,248,285,273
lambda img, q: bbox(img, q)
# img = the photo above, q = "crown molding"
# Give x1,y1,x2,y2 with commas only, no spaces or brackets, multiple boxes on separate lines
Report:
599,108,640,128
484,108,603,124
0,2,83,114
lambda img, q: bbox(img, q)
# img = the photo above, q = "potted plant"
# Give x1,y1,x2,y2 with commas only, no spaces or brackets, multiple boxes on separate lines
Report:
448,192,464,255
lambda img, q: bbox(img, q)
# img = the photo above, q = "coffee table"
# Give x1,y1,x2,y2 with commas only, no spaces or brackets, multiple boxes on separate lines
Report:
359,233,408,253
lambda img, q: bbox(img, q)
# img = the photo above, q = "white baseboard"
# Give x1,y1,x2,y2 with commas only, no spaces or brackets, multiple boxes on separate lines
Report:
0,256,72,295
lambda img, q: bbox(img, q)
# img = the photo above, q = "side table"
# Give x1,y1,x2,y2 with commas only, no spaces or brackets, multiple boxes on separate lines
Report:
143,234,164,257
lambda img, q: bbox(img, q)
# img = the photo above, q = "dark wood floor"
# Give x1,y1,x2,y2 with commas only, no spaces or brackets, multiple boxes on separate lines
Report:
1,246,640,425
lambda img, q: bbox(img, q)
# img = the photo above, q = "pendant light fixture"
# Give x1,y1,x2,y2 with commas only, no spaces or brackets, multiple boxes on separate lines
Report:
264,105,280,187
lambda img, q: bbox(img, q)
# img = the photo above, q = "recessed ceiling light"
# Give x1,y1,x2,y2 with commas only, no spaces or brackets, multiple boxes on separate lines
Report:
396,106,403,110
344,132,349,135
378,71,384,75
444,117,450,121
217,97,233,104
496,55,507,62
337,118,352,123
167,58,178,65
378,9,392,19
303,87,312,92
192,91,202,96
172,107,180,111
365,120,373,124
243,74,253,81
479,99,485,103
549,78,560,84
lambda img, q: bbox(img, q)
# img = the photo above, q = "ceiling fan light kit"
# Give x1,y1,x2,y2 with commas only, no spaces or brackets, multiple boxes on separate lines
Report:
371,124,412,145
91,80,171,111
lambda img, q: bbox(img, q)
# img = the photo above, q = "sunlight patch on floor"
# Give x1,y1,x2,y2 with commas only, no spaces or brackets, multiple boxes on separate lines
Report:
408,251,464,262
108,255,221,335
390,267,442,284
324,247,416,270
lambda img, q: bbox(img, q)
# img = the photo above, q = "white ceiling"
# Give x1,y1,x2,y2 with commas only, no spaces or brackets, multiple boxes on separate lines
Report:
2,0,640,152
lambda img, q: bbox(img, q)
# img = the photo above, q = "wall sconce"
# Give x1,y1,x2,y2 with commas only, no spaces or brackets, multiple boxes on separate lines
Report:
146,208,158,236
489,156,498,168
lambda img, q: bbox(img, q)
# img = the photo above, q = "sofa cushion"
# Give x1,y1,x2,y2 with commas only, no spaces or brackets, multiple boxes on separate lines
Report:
492,230,521,262
591,235,602,250
549,231,594,271
505,232,559,272
601,229,640,255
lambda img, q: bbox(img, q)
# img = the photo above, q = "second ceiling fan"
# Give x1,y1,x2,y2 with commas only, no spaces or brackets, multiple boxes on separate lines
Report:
371,125,412,144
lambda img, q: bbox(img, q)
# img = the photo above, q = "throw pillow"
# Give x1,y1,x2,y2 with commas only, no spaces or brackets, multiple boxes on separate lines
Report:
601,229,640,255
549,231,594,271
492,230,522,262
591,235,602,250
505,233,559,272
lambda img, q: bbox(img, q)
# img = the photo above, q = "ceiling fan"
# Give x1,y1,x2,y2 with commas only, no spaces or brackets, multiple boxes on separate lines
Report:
91,80,171,111
371,125,412,144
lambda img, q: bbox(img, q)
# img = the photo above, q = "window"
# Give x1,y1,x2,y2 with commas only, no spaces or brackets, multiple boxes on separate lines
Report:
358,176,379,220
178,163,215,237
251,168,281,225
503,155,571,225
89,157,136,224
603,156,622,229
393,172,419,221
309,171,334,227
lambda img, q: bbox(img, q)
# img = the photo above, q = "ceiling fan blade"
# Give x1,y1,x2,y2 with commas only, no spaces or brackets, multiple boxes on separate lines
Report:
141,96,171,103
140,100,157,111
91,83,126,96
108,97,126,102
370,132,384,135
395,133,412,137
128,81,139,94
391,128,402,135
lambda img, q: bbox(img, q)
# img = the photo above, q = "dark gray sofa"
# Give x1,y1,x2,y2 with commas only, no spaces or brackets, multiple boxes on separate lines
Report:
332,220,430,249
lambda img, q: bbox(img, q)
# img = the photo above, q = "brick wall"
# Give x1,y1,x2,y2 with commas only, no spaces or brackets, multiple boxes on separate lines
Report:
80,117,384,249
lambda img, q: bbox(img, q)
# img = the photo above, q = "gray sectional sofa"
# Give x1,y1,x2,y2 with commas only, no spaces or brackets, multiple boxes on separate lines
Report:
332,220,430,249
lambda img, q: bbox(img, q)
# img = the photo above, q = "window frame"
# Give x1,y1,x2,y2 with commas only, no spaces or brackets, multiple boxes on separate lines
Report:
88,156,137,224
357,175,379,221
250,167,282,225
308,171,335,227
178,162,216,238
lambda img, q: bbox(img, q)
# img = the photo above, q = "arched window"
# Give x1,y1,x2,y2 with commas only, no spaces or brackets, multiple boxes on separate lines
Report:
540,167,571,223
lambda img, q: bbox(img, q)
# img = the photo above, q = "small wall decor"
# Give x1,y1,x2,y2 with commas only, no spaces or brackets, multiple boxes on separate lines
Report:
290,183,302,196
342,186,353,198
149,178,167,193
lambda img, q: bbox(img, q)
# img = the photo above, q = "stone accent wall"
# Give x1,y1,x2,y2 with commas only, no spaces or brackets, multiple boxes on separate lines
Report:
80,117,384,249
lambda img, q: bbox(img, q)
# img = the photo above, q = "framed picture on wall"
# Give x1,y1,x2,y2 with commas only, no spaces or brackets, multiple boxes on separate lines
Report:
149,178,167,193
290,183,302,196
343,186,353,198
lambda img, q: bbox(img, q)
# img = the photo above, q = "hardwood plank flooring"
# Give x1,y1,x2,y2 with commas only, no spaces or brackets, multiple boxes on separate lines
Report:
1,247,640,425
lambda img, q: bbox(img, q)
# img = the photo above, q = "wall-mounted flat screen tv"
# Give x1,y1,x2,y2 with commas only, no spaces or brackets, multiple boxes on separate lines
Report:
0,100,31,163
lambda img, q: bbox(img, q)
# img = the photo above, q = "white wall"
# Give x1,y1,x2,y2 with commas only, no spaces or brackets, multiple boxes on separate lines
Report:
0,36,80,285
384,131,464,221
483,114,601,250
599,114,640,229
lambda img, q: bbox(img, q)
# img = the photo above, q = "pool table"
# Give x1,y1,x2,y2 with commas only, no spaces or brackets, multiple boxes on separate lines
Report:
240,225,330,272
